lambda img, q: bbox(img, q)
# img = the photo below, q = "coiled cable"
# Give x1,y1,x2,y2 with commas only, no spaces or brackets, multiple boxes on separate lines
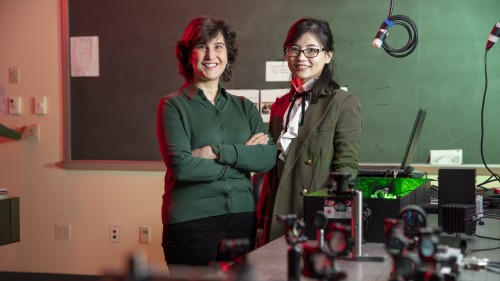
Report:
372,0,419,58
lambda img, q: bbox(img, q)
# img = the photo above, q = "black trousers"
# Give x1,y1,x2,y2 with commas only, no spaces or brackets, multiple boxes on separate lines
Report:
162,212,256,266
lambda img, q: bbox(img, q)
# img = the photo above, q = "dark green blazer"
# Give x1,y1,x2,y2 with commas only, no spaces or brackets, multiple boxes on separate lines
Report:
258,88,363,243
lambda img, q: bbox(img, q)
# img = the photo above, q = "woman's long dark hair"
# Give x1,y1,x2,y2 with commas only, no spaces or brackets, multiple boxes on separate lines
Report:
284,18,340,103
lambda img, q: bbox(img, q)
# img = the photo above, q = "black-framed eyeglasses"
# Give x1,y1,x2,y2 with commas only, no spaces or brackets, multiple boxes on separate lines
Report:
286,47,326,58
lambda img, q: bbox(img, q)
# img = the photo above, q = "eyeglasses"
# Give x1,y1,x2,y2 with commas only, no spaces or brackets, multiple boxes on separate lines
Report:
286,47,325,58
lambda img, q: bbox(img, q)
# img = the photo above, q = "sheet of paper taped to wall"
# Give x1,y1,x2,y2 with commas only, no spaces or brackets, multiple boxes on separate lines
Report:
430,149,463,165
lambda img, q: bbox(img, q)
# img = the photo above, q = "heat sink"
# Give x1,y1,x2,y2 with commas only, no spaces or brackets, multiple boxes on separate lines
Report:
440,204,476,235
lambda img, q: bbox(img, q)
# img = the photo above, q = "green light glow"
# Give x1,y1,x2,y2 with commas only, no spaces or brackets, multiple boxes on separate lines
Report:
353,177,429,199
307,177,430,199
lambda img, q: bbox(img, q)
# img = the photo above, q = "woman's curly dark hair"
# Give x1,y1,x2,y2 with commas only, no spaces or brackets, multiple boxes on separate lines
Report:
176,16,239,83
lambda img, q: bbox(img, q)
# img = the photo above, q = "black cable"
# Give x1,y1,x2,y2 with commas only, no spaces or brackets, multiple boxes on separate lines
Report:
371,0,418,58
480,50,500,183
471,215,500,223
477,175,499,186
474,233,500,241
470,212,500,217
483,196,500,209
429,185,439,200
467,245,500,256
477,184,492,190
488,261,500,268
484,265,500,275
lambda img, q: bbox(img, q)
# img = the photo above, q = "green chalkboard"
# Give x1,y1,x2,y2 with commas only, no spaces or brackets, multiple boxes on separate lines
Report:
62,0,500,167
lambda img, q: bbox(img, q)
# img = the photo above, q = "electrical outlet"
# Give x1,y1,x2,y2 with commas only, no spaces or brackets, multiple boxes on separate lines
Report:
110,225,120,243
8,96,22,115
139,226,151,244
25,124,39,141
55,223,71,240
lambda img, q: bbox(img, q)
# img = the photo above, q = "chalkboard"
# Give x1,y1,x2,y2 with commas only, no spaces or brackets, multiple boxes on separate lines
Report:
62,0,500,169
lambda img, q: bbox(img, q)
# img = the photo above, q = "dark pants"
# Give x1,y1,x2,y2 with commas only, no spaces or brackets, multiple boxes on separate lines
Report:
162,212,256,266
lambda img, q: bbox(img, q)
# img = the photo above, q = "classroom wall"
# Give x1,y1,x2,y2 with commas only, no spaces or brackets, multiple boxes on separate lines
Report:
0,0,165,275
0,0,498,277
61,0,500,165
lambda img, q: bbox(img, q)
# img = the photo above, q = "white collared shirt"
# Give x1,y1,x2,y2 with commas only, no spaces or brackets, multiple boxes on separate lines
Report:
277,78,317,161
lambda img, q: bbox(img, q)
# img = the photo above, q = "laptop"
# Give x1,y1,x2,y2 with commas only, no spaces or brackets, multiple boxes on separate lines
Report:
357,107,427,178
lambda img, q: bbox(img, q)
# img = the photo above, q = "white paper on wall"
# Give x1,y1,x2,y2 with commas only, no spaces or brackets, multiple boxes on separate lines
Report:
260,88,289,122
227,89,260,112
70,36,100,77
429,149,463,165
265,61,291,82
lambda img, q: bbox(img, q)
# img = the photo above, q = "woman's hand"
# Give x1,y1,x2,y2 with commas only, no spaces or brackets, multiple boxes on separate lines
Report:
245,133,269,146
192,146,219,160
192,133,268,159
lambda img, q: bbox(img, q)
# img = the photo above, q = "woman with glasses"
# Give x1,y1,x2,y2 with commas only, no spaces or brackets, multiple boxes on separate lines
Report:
256,17,363,245
157,16,276,267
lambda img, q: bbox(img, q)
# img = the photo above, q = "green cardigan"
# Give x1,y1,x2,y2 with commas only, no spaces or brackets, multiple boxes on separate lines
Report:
157,83,277,224
0,124,22,140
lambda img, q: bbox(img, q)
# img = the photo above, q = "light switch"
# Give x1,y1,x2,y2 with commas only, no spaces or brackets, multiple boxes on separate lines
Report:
33,96,47,115
8,96,22,115
9,67,20,84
